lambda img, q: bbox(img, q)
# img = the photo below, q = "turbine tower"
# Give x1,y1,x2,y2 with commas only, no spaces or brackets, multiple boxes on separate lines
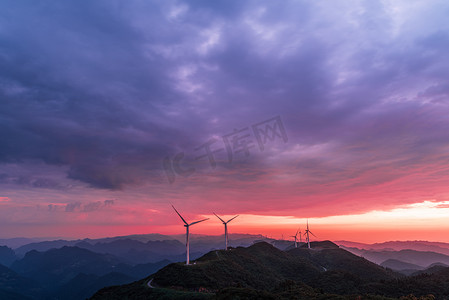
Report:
172,205,209,265
214,213,239,250
304,220,316,249
290,227,301,248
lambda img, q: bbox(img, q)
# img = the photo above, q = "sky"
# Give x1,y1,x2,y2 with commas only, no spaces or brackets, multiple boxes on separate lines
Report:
1,0,449,243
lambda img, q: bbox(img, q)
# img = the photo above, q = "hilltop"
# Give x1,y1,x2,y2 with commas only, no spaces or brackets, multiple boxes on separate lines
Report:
91,241,421,300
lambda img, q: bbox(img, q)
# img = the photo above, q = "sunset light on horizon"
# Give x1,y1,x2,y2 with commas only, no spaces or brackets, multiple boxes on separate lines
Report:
2,0,449,245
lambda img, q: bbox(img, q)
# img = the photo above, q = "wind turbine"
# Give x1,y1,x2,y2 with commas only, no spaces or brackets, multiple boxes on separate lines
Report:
213,213,239,250
172,205,209,265
304,220,316,249
290,227,301,248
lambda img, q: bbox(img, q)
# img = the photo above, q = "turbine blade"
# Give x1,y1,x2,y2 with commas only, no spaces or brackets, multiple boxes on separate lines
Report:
172,205,188,225
310,231,317,237
213,213,225,223
189,218,210,226
227,215,239,223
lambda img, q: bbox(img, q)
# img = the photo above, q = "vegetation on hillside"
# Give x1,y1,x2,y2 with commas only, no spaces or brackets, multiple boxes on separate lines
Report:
91,242,449,300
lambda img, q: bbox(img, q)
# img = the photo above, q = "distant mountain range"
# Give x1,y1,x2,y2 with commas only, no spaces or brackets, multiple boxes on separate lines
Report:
380,258,424,271
0,246,16,266
337,240,449,255
2,235,449,299
1,246,172,299
7,233,267,258
343,246,449,265
0,238,52,249
0,263,44,299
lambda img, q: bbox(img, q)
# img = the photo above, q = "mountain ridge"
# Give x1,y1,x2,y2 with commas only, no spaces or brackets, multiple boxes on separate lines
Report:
91,241,412,300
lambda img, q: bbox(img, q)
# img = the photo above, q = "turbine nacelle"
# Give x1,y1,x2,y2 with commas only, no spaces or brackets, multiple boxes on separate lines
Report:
213,213,239,224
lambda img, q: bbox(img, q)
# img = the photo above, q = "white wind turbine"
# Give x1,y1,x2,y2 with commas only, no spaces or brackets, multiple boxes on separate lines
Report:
214,213,239,250
172,205,209,265
290,227,301,248
304,220,316,249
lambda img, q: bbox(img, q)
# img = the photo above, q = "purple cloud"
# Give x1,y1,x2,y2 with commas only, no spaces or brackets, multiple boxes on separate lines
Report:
0,0,449,220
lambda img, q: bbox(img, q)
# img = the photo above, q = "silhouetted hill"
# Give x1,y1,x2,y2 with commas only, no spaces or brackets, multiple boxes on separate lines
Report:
0,288,33,300
12,235,179,258
124,260,172,279
269,239,295,250
429,262,449,268
8,245,172,299
288,244,397,283
91,277,214,300
10,246,124,289
0,246,16,266
11,234,266,266
91,241,406,299
283,240,337,251
361,267,449,298
87,233,174,244
171,233,273,254
0,237,48,249
14,240,80,257
299,240,340,249
152,242,321,291
75,239,186,264
0,263,44,299
338,240,449,256
380,259,424,271
411,265,449,276
55,272,137,300
354,249,449,267
92,278,399,300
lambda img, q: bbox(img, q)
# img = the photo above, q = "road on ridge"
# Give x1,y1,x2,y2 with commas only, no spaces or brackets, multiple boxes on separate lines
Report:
147,278,154,288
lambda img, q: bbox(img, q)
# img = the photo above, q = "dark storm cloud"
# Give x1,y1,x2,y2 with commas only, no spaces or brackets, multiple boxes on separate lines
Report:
1,0,449,197
0,0,195,189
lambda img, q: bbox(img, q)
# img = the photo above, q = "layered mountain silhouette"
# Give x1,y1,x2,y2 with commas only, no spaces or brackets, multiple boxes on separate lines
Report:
11,233,266,260
344,247,449,269
11,246,126,289
55,272,136,300
2,246,171,299
380,258,424,271
338,240,449,256
74,239,187,264
0,263,43,299
0,233,271,299
0,246,16,266
2,235,449,299
340,241,449,279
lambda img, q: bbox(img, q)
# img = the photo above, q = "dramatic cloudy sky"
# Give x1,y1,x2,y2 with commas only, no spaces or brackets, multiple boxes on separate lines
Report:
1,0,449,242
